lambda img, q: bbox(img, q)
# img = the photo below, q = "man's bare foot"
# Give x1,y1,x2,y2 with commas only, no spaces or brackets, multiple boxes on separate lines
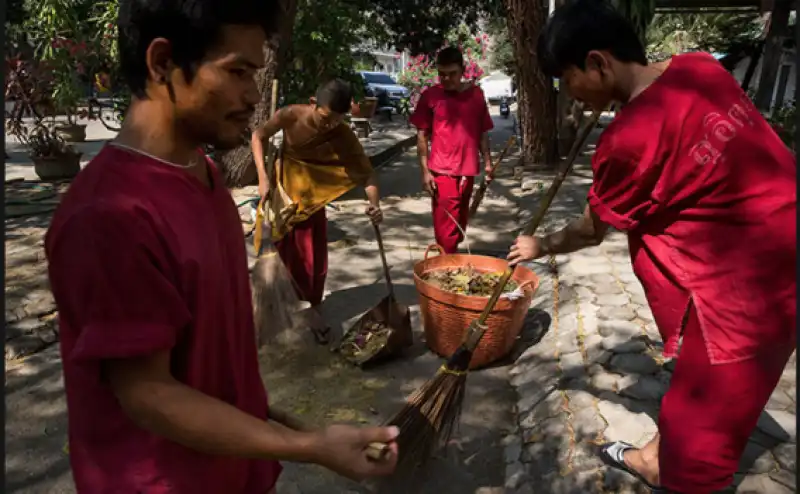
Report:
623,448,660,487
306,306,331,345
599,441,661,489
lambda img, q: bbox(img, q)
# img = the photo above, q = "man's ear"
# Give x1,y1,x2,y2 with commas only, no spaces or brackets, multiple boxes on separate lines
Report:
585,50,609,73
309,96,317,105
145,37,174,85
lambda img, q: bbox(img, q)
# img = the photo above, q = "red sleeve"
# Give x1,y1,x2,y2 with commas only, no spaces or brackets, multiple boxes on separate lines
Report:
408,89,433,130
47,205,191,362
586,138,661,232
477,88,494,133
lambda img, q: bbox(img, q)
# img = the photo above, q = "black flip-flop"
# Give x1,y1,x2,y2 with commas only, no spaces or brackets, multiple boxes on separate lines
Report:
598,441,667,492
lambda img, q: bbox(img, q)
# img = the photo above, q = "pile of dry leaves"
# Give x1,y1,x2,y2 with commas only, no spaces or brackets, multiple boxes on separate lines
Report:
338,320,392,364
422,266,519,296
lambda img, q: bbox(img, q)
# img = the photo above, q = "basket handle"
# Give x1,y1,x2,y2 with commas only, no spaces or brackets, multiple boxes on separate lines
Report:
516,280,534,292
423,244,445,261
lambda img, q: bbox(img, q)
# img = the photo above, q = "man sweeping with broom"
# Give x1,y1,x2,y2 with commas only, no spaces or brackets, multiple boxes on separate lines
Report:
44,1,398,492
508,1,796,492
251,79,383,344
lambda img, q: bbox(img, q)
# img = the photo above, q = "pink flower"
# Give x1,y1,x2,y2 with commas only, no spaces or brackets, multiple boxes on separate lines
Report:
475,36,481,43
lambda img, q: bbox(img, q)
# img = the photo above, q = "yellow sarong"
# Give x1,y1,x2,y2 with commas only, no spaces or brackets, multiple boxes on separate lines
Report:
266,123,373,242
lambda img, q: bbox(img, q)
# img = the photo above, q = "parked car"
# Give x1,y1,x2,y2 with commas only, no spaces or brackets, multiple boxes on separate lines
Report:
360,71,409,111
479,71,514,104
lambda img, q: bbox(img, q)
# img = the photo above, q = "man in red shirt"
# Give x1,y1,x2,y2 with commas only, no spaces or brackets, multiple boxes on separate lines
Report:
410,47,494,253
508,2,796,493
44,0,398,492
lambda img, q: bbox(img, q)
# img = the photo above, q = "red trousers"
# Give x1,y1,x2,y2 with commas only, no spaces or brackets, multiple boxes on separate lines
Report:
658,304,794,493
432,173,474,254
275,208,328,306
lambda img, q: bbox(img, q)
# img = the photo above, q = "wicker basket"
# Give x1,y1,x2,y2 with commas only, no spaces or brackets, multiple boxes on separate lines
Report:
414,244,539,369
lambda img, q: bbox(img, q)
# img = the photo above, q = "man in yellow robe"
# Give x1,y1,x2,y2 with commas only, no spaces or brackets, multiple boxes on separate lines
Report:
251,79,382,343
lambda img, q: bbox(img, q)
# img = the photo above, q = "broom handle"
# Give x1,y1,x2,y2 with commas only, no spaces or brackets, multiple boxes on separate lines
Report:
264,79,280,193
373,223,394,299
465,107,604,349
468,135,516,218
254,80,281,257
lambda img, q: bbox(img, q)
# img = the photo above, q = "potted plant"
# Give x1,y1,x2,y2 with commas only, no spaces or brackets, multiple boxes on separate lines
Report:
47,37,93,142
8,119,82,180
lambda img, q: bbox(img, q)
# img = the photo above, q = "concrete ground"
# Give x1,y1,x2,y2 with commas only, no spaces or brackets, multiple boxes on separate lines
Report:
5,109,526,493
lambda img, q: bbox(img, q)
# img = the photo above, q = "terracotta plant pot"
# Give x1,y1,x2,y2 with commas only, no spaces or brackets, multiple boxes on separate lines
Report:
54,124,87,143
352,97,378,119
32,151,82,180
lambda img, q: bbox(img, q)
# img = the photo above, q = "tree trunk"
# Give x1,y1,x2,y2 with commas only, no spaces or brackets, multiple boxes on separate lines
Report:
741,40,764,92
504,0,558,168
557,88,584,158
216,0,299,188
754,0,791,112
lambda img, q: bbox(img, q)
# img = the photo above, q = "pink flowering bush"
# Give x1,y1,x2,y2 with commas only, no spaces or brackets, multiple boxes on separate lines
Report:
397,30,489,94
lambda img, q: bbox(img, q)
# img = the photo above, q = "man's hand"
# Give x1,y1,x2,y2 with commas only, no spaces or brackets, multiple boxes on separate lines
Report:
508,235,543,266
365,205,383,224
422,171,437,196
484,158,494,184
312,425,399,481
258,180,270,202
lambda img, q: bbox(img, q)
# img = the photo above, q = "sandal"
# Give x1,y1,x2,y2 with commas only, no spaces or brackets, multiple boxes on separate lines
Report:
598,441,667,492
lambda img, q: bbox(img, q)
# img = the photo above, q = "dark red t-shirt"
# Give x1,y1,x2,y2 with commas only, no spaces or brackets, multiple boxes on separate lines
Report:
45,146,282,492
588,52,796,364
409,84,494,176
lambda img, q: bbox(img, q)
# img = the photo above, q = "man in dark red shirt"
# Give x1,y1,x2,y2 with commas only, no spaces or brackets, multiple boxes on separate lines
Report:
508,2,796,493
410,47,494,253
44,0,398,492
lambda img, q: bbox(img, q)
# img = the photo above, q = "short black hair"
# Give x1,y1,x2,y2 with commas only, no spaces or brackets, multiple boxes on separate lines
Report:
436,46,464,67
315,79,352,114
537,0,647,78
118,0,280,98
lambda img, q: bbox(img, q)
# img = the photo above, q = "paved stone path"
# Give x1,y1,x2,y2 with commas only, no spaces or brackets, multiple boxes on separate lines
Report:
503,160,797,493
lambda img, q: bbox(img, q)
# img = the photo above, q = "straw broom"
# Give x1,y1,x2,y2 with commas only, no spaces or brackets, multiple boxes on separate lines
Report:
365,107,605,469
251,80,303,346
468,135,516,219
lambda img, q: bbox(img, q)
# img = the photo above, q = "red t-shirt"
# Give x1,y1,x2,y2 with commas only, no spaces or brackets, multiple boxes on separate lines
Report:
45,146,282,492
409,84,494,176
588,53,796,365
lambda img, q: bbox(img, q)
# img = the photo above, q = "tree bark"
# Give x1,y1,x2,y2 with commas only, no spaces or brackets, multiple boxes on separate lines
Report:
504,0,558,168
216,0,299,188
557,89,584,158
754,0,791,112
741,40,764,92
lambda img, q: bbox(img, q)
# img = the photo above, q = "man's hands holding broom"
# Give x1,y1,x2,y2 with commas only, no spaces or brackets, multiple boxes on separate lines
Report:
269,407,398,481
310,424,399,480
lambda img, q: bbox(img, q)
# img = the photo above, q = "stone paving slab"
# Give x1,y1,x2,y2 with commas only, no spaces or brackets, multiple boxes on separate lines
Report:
503,162,797,493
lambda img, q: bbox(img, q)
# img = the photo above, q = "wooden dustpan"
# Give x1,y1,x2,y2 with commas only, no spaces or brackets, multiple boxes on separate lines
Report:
337,223,413,367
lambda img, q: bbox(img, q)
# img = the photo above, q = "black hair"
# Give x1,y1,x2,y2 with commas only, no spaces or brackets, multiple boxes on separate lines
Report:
436,46,464,67
117,0,280,98
537,0,647,78
315,79,353,114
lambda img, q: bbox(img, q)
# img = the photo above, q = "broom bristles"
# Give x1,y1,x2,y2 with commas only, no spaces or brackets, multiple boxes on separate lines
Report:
385,361,469,473
252,250,303,347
